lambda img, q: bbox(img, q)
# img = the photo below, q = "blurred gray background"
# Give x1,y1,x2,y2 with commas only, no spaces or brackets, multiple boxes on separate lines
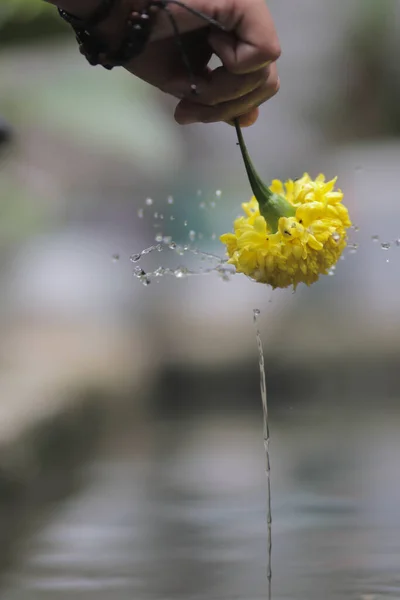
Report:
0,1,400,599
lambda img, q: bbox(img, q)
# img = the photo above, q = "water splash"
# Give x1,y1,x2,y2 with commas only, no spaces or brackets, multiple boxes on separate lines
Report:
129,241,234,285
253,309,272,600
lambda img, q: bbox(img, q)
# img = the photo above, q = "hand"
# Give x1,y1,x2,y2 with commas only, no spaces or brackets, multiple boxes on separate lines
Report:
126,0,281,127
51,0,281,127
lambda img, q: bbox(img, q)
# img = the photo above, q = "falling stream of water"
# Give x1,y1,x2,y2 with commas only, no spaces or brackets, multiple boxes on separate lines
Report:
253,309,272,600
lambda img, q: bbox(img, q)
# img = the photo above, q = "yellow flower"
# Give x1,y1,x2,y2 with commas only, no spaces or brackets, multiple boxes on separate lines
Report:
221,122,352,289
221,173,352,289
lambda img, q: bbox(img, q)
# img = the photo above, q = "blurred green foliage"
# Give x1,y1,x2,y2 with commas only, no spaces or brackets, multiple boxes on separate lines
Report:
0,0,66,45
0,0,51,24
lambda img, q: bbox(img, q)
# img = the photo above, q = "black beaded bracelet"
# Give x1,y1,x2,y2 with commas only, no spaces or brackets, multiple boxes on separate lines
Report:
58,0,156,70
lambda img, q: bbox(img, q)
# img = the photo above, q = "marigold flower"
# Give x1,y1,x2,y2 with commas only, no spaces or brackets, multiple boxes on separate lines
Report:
220,124,352,290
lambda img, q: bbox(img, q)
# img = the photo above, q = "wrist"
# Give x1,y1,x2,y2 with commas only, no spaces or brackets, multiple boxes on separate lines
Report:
56,0,156,69
51,0,103,19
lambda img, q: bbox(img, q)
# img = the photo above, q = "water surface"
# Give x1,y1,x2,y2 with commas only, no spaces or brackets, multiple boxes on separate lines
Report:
2,402,399,600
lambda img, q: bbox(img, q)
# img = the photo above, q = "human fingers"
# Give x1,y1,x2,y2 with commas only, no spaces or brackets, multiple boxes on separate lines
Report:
174,62,279,124
166,64,270,105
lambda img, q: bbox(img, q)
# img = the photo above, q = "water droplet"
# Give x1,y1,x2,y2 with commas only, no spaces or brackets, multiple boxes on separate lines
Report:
133,266,150,285
169,242,177,250
160,214,164,220
371,235,379,242
354,226,360,232
189,230,196,242
216,190,222,197
155,234,163,243
332,233,341,242
253,308,261,318
211,233,217,240
145,197,153,206
184,220,188,227
210,201,216,208
199,202,206,209
170,216,175,221
381,242,391,250
386,259,390,263
163,236,172,244
112,254,120,262
130,254,141,263
174,266,189,278
167,195,174,205
154,212,159,219
137,208,144,219
396,239,400,247
348,243,358,254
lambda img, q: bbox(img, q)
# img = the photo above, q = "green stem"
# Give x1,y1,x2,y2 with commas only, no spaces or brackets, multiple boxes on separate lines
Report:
234,119,295,233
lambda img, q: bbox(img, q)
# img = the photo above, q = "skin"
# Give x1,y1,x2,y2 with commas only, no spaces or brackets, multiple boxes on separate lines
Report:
49,0,281,127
